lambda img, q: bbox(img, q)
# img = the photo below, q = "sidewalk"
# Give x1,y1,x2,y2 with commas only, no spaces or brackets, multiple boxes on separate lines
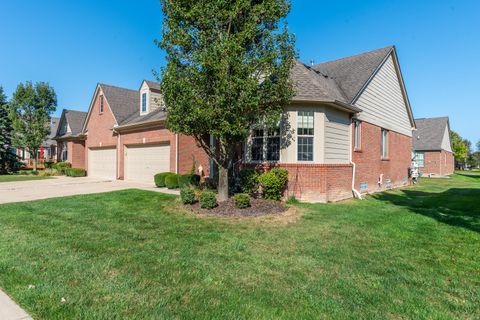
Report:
0,289,32,320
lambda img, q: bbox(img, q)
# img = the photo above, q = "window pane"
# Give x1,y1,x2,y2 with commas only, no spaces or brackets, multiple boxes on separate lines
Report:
251,138,264,161
298,137,313,161
267,137,280,161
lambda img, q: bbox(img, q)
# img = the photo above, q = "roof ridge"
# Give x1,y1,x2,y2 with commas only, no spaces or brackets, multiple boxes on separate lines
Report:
99,83,138,93
314,46,393,67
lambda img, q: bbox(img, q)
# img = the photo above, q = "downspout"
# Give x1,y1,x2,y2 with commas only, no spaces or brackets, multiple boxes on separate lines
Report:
175,134,179,174
350,121,362,200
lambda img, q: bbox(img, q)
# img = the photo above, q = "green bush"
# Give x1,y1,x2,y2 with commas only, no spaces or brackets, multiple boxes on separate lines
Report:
165,174,179,189
234,193,251,209
38,168,60,177
44,161,55,169
200,191,217,209
258,169,289,200
180,188,196,205
154,172,174,187
65,168,86,177
239,169,260,194
53,162,71,174
178,174,201,188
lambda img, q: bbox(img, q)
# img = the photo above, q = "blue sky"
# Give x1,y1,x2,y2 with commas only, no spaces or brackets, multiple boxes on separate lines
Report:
1,0,478,145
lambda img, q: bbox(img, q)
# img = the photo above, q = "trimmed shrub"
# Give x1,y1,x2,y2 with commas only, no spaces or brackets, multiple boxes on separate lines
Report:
178,174,201,188
53,162,71,174
234,193,251,209
239,169,260,194
44,161,55,169
200,191,217,209
165,174,179,189
66,168,86,177
38,168,60,177
258,169,289,200
180,188,196,205
154,172,174,187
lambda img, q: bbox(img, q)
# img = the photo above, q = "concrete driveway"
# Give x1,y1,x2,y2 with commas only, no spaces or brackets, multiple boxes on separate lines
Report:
0,176,179,204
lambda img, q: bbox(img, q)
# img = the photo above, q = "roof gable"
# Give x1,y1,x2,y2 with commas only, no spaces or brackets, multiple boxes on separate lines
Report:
55,109,87,139
413,117,451,151
313,46,393,103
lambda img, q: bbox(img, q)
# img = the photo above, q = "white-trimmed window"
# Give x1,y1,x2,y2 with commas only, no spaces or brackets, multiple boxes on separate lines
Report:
250,125,281,162
415,152,425,167
381,129,389,159
354,120,361,150
100,95,104,113
141,92,147,113
62,143,68,161
297,111,314,161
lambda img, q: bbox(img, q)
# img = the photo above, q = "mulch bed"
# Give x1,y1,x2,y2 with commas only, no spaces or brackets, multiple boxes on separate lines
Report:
187,198,287,217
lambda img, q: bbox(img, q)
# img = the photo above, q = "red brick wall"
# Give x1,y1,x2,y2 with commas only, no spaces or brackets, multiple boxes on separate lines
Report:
353,121,411,194
178,135,210,177
420,150,454,176
251,163,353,203
70,141,86,169
84,88,118,175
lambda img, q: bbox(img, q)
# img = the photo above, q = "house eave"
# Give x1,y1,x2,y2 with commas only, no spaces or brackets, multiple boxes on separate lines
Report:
114,119,165,132
291,98,362,114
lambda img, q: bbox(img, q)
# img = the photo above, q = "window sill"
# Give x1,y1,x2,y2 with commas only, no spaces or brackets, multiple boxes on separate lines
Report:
381,158,390,161
354,149,363,153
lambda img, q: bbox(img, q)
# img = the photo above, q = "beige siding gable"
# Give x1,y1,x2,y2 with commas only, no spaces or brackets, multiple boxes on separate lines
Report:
441,124,453,152
354,55,412,137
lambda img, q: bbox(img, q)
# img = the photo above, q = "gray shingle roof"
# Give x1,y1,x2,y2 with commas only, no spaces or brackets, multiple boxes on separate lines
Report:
145,80,161,91
55,110,87,139
413,117,450,151
311,46,393,103
44,117,60,146
292,61,348,103
120,108,167,126
99,84,139,125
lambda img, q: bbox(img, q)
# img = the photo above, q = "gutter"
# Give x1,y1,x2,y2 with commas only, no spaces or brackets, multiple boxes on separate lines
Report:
114,119,165,132
291,99,362,114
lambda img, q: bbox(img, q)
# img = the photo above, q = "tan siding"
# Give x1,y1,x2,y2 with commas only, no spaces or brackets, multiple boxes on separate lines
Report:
324,107,350,164
150,91,164,112
354,55,412,137
441,125,453,152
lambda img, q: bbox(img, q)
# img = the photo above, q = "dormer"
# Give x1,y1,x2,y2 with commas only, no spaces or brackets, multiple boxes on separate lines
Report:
139,80,164,115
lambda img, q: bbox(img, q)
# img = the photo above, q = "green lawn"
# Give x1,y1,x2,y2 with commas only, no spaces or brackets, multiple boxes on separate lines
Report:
0,175,478,319
0,175,53,182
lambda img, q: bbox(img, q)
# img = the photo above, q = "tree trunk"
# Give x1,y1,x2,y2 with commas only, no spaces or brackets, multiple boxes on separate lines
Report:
33,152,38,171
217,162,229,202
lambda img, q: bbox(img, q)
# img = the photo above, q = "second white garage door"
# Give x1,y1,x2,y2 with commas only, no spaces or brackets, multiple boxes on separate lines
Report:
124,144,170,183
88,148,117,180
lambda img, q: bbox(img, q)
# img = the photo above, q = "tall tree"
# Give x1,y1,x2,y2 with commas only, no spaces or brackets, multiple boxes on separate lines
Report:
450,130,468,169
0,86,14,173
9,82,57,171
476,140,480,153
158,0,296,200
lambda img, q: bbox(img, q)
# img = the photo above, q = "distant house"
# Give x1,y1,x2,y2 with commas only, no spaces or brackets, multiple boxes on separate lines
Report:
53,109,88,168
16,117,59,164
413,117,454,176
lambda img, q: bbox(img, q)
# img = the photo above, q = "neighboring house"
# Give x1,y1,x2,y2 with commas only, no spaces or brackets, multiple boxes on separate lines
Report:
81,80,209,182
248,45,415,202
16,117,60,164
53,109,88,168
412,117,454,176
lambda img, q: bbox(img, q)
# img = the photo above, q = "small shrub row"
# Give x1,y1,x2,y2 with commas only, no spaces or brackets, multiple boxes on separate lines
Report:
66,168,86,177
38,168,60,177
180,188,218,209
154,172,200,189
53,162,71,174
180,188,196,204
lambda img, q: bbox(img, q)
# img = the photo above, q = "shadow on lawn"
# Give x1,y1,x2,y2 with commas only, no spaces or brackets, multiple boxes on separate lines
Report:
456,173,480,179
374,188,480,233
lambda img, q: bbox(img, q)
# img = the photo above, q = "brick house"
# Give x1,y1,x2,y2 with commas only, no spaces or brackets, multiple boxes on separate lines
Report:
412,117,454,176
59,45,415,202
80,81,209,182
53,109,88,168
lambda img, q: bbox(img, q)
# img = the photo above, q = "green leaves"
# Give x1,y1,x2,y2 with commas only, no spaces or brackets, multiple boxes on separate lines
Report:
9,82,57,158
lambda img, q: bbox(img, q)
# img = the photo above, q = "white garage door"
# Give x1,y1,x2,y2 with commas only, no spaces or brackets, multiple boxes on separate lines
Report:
125,144,170,183
88,148,117,180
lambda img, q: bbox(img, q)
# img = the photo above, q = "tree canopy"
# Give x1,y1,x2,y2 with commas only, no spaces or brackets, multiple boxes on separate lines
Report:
158,0,296,200
9,82,57,170
0,86,16,173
